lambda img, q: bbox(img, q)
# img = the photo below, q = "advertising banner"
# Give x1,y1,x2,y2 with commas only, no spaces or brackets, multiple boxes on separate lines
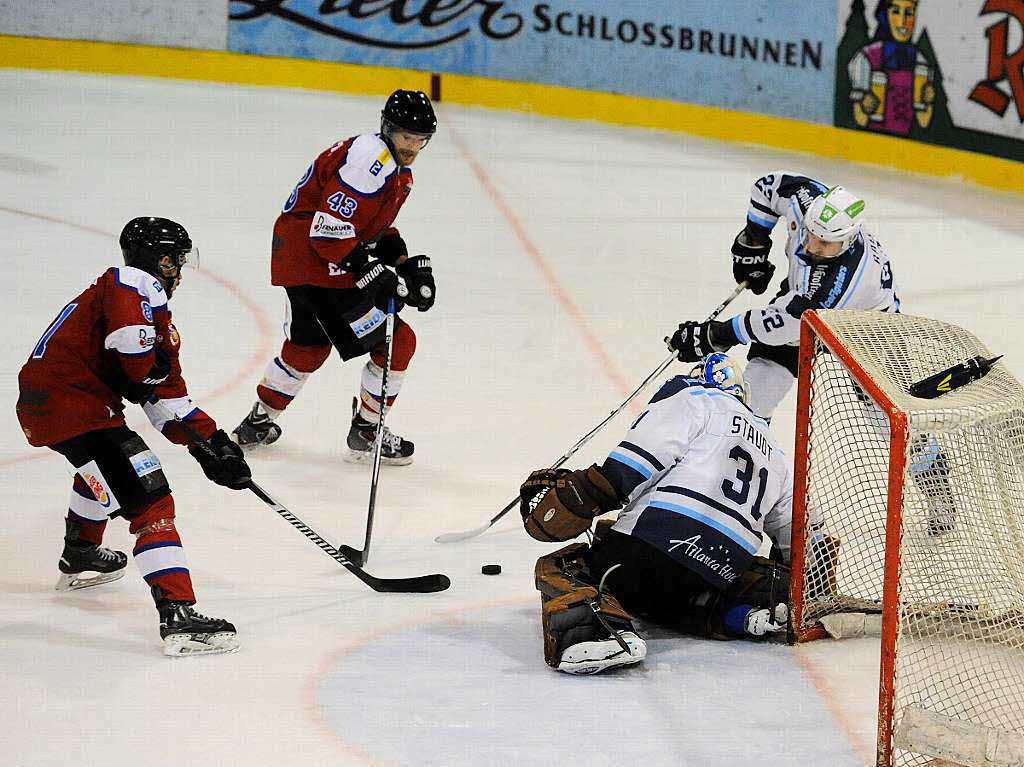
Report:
228,1,837,123
834,0,1024,161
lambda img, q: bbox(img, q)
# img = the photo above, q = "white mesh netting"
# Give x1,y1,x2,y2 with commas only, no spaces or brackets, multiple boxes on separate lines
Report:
794,310,1024,767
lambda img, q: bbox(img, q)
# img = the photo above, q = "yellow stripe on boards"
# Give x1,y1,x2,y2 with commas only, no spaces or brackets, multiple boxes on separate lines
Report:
2,34,1021,195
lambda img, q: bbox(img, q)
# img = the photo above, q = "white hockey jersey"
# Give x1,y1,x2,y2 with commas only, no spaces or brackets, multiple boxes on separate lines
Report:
602,376,796,590
724,171,901,347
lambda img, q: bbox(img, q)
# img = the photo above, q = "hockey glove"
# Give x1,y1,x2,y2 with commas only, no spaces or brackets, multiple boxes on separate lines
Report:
371,232,408,267
189,429,252,490
353,259,404,312
731,227,776,295
667,320,736,363
120,349,171,404
520,465,621,542
398,255,435,312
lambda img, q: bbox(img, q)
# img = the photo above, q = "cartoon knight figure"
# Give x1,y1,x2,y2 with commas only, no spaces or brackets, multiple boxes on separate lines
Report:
848,0,935,135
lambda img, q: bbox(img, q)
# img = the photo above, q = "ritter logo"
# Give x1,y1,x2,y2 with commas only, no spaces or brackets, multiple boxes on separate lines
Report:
968,1,1024,122
229,1,524,49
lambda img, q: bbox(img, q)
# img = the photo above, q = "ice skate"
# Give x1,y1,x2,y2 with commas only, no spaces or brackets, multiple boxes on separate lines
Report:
344,411,414,466
744,603,788,636
926,496,957,537
232,402,282,451
556,630,646,675
159,602,239,657
55,543,128,592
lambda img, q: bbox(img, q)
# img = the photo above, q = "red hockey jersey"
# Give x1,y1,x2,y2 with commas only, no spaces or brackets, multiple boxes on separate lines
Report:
16,266,216,448
271,133,414,289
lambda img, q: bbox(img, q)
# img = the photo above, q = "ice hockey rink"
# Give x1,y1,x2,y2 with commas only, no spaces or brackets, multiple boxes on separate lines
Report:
2,68,1023,767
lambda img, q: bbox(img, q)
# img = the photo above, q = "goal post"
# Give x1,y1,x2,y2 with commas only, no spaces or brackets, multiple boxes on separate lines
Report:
788,309,1024,767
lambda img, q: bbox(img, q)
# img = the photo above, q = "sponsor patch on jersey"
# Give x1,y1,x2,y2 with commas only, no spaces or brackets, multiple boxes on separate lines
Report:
348,305,386,339
168,323,180,346
138,328,155,349
369,148,390,176
130,449,162,478
310,211,356,240
140,301,153,323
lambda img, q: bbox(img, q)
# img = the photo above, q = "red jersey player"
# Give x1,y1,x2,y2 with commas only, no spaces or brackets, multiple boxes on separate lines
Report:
16,217,251,657
232,90,437,465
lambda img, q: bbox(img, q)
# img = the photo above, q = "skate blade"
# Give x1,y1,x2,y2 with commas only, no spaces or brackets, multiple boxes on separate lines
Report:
55,569,126,592
343,449,413,466
163,631,240,658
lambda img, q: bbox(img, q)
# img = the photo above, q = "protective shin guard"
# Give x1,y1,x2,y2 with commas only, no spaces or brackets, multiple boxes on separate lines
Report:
129,495,195,604
256,342,331,415
535,544,638,669
67,474,113,539
357,361,406,424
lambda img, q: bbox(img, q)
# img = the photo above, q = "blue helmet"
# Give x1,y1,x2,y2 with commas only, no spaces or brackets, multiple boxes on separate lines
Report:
693,353,748,403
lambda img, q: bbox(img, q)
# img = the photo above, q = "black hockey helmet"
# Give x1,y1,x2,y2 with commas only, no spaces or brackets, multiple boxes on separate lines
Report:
119,217,195,296
380,90,437,138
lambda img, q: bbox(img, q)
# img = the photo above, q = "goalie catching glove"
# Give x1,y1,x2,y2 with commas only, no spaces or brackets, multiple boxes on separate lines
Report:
519,465,621,542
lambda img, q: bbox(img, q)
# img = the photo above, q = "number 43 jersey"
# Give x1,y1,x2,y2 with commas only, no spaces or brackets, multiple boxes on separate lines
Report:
602,376,796,590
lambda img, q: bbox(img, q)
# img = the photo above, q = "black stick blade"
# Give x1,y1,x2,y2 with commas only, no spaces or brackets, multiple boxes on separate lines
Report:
369,573,451,593
337,544,364,567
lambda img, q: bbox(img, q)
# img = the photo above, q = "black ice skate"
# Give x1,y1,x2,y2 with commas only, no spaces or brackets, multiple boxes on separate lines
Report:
55,543,128,592
232,402,282,450
158,601,239,657
344,412,414,466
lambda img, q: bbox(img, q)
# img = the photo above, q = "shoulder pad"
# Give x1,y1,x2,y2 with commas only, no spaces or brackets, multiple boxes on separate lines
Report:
650,375,704,405
111,267,168,309
338,134,397,195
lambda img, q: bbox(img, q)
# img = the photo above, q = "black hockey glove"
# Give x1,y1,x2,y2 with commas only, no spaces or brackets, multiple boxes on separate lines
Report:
189,429,251,490
519,465,621,542
731,227,776,295
354,259,404,312
120,348,170,404
371,232,408,267
397,255,435,312
667,320,736,363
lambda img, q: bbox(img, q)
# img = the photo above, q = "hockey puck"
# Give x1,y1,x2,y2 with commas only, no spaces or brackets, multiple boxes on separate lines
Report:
481,564,502,575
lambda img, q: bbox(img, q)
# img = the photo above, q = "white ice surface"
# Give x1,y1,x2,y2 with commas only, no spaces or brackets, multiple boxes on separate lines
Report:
1,69,1022,767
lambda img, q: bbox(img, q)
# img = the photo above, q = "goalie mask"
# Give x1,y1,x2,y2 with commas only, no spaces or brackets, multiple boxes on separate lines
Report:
801,186,866,256
692,353,748,404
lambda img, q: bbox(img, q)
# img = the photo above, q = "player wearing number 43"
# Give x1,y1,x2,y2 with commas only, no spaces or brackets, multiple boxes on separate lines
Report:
15,217,251,657
233,90,438,465
668,172,900,421
520,354,825,675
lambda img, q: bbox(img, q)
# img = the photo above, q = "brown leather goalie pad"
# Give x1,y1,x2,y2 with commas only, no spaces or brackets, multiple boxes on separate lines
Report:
535,543,635,668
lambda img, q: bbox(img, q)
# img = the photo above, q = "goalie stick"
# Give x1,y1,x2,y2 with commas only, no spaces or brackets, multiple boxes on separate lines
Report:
434,281,749,544
171,414,450,594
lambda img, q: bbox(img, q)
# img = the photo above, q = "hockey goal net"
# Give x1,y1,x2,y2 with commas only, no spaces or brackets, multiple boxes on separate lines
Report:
789,309,1024,767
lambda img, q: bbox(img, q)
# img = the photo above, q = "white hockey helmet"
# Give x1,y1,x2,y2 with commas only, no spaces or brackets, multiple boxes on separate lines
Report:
802,186,866,252
692,353,748,404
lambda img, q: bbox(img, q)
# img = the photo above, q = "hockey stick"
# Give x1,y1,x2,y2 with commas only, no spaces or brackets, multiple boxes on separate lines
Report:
171,414,450,593
434,281,748,544
339,296,398,567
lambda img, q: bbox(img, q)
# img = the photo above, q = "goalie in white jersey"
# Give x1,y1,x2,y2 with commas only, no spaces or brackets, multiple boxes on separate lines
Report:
520,354,819,675
667,172,900,420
